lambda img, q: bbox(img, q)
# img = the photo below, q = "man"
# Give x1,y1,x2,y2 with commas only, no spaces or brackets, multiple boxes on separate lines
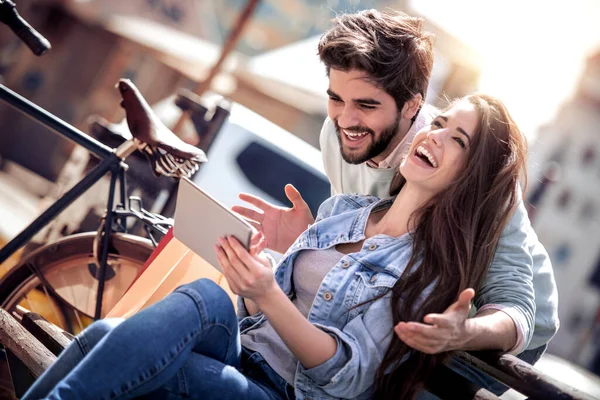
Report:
233,9,559,396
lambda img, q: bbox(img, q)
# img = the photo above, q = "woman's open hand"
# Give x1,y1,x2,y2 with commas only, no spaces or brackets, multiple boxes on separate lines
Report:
394,289,475,354
215,232,279,304
232,184,314,254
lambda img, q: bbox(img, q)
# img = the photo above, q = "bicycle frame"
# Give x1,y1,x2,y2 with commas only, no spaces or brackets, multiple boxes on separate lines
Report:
0,83,135,319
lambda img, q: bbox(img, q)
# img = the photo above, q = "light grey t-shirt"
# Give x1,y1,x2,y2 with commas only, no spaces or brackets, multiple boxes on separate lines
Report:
241,248,344,384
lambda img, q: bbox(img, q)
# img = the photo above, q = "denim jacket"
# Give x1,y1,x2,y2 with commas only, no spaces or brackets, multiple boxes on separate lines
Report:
239,194,434,400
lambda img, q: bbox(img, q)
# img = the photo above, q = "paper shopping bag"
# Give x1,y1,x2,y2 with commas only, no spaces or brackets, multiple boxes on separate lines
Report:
106,228,236,319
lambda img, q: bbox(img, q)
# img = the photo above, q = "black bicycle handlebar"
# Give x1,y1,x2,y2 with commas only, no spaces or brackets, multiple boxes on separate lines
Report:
0,0,51,56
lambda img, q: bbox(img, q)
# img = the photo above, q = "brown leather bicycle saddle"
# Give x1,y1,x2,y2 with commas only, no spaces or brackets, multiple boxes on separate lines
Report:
117,79,207,162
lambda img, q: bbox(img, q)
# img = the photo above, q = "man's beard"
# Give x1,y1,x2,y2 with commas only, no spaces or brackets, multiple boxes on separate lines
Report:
334,116,401,164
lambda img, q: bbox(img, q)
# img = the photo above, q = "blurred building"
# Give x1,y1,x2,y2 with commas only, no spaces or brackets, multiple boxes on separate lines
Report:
59,0,415,55
0,0,482,178
0,1,209,184
526,50,600,368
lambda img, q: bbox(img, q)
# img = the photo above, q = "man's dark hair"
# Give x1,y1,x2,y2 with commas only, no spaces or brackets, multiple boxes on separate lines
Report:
318,9,435,111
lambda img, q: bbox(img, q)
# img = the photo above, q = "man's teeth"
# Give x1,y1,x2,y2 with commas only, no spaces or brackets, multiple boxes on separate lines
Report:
416,145,438,168
343,130,368,140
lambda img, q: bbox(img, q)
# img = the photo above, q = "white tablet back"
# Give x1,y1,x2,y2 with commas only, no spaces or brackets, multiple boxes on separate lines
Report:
173,177,253,271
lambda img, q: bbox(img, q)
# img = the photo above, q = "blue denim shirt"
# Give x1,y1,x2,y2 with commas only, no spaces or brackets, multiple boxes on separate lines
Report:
239,194,433,400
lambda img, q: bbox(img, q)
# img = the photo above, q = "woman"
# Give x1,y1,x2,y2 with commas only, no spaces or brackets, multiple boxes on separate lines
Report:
23,93,529,400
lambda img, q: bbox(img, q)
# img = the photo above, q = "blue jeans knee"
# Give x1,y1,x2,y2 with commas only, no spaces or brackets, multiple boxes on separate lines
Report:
76,318,124,355
175,278,237,328
21,319,124,400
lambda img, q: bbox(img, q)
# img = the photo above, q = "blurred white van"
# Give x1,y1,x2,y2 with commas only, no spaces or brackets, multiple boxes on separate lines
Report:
192,101,330,216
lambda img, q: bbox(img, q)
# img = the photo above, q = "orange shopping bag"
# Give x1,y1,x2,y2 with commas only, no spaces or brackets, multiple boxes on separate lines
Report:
106,228,236,319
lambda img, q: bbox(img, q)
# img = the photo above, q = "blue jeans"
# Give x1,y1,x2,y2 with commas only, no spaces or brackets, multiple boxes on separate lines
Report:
22,279,293,400
416,344,547,399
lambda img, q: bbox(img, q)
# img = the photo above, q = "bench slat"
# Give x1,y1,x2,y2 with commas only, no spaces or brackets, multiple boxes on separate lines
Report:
5,348,37,398
21,312,73,356
0,308,56,378
456,351,596,400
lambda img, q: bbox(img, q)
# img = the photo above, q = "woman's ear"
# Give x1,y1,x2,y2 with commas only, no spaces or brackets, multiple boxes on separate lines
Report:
402,94,423,120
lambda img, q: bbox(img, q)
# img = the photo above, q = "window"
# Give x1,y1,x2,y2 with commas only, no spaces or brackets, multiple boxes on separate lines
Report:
236,141,330,216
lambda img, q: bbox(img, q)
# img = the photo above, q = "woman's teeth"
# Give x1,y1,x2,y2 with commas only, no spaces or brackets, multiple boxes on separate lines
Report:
416,145,438,168
343,130,368,141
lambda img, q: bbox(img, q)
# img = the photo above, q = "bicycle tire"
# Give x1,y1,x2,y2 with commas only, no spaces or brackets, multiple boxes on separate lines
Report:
0,232,154,333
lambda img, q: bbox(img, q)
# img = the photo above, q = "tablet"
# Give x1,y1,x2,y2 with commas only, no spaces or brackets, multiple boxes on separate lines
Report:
173,177,253,271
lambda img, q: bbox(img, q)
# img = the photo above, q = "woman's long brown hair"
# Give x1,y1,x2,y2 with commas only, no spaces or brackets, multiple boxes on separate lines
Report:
373,94,528,399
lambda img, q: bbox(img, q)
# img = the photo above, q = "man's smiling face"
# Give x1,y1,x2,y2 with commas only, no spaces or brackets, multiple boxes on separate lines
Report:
327,68,402,164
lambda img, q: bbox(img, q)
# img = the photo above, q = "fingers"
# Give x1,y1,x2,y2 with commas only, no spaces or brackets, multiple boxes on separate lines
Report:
285,185,311,212
231,205,264,223
217,237,251,274
225,236,260,269
457,288,475,309
284,184,306,207
394,322,444,354
214,244,242,293
252,238,267,256
250,231,263,247
397,321,447,340
238,193,273,212
424,288,475,323
250,232,267,255
230,206,264,236
245,219,263,233
423,312,460,328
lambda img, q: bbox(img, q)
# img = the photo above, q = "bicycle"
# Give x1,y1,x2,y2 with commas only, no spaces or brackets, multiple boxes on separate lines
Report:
0,0,228,334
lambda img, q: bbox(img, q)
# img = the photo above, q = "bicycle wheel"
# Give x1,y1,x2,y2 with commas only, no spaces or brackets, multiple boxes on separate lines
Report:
0,232,154,334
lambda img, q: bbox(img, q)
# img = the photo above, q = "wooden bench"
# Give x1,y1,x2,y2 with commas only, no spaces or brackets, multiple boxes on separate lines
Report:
0,308,596,399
